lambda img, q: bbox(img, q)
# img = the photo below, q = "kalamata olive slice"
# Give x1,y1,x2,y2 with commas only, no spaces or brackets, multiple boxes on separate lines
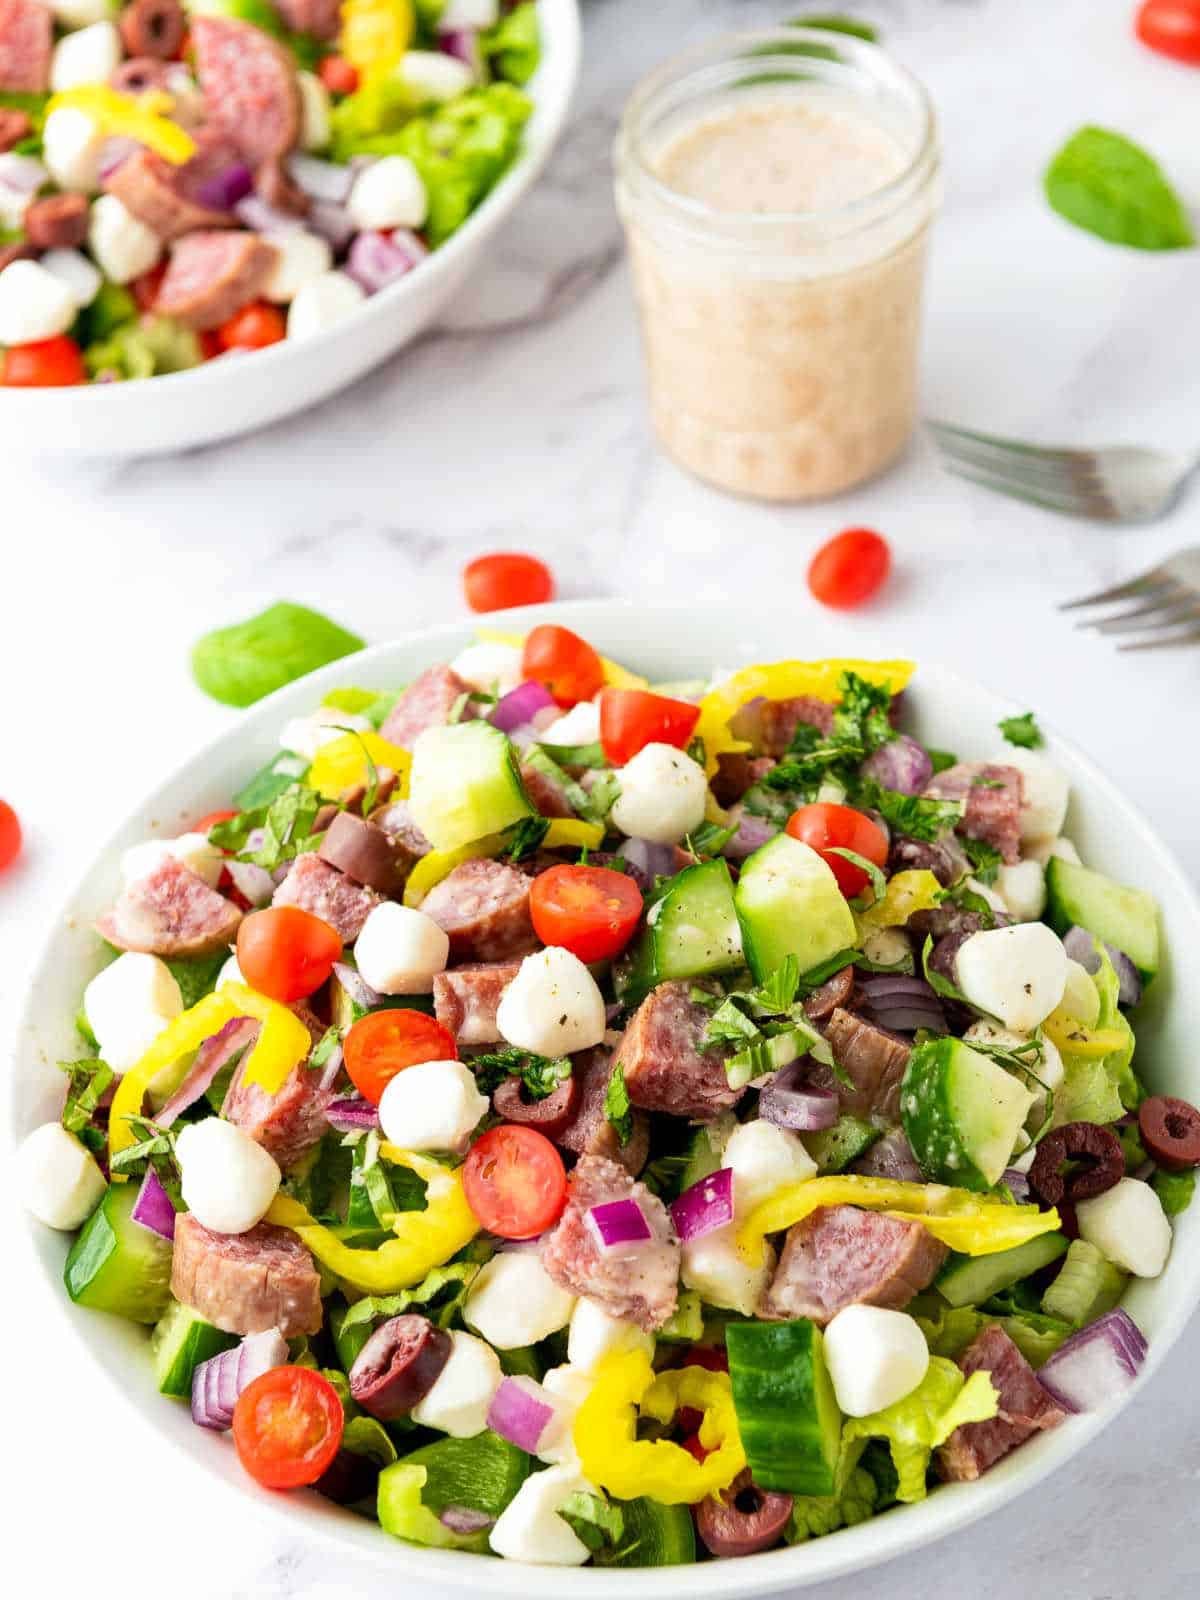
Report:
1138,1096,1200,1172
315,1447,381,1506
348,1313,451,1420
318,810,413,895
694,1470,794,1558
492,1071,580,1139
1029,1121,1125,1207
802,964,855,1022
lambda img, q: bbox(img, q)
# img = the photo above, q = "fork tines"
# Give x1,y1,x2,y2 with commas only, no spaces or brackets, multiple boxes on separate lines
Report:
1059,547,1200,651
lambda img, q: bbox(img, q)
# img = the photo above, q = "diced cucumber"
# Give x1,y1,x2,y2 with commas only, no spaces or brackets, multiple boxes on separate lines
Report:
64,1182,173,1324
233,749,310,810
615,858,744,1005
726,1319,842,1495
657,1289,704,1344
679,1124,725,1191
935,1232,1068,1309
597,1498,696,1566
1045,856,1160,982
498,1345,544,1381
734,834,857,984
802,1115,881,1174
407,721,533,851
151,1299,237,1397
900,1036,1035,1192
378,1430,530,1552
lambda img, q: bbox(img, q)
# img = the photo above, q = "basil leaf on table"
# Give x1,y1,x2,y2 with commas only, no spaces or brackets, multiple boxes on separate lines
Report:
191,601,365,708
1044,126,1194,251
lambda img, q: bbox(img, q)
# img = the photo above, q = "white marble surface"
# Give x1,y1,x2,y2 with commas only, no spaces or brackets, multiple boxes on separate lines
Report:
3,0,1199,1594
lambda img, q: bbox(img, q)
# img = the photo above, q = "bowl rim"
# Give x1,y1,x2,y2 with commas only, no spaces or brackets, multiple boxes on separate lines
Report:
0,0,582,407
8,597,1200,1595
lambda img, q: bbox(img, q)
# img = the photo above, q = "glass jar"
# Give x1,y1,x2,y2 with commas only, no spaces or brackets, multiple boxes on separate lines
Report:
614,28,940,502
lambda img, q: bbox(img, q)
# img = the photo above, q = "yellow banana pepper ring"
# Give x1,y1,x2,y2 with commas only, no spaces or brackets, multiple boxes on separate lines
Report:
266,1149,478,1292
308,730,412,799
107,984,314,1168
694,658,916,776
47,85,196,164
404,818,604,907
573,1349,745,1504
737,1175,1061,1262
857,869,943,933
1042,1010,1127,1059
340,0,414,80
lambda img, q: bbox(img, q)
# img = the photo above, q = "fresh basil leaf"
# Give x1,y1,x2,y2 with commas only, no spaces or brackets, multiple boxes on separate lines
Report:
109,1115,181,1198
796,949,914,989
337,1258,487,1336
191,601,365,708
164,950,227,1010
829,847,887,907
961,837,1003,886
59,1058,114,1151
311,1024,344,1070
927,748,958,775
1044,125,1194,251
212,781,327,872
789,12,879,40
604,1061,633,1147
939,880,998,929
537,740,608,769
686,820,738,858
471,1046,571,1101
998,711,1044,750
504,815,550,861
858,779,964,843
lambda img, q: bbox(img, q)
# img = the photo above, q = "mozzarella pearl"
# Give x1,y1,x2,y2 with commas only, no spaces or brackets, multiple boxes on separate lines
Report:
1076,1178,1171,1278
995,858,1047,923
0,259,77,344
89,193,161,283
537,1365,593,1465
538,700,601,748
175,1118,281,1235
287,270,366,340
50,20,121,91
497,946,607,1058
1005,750,1070,844
377,1058,488,1152
489,1465,598,1566
278,706,371,762
609,742,707,845
441,0,499,26
411,1329,502,1437
566,1297,654,1374
823,1305,930,1417
1027,835,1082,868
1061,957,1101,1027
347,154,428,231
397,49,475,103
722,1118,817,1214
83,951,183,1075
263,230,333,304
463,1251,575,1349
681,1225,774,1317
296,70,331,151
42,107,106,192
955,923,1068,1030
354,902,449,995
449,642,524,697
17,1123,107,1230
50,0,111,24
41,246,102,307
121,831,224,891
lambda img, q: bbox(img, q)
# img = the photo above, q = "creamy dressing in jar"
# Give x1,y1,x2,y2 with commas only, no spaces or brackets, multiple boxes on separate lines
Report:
615,31,940,502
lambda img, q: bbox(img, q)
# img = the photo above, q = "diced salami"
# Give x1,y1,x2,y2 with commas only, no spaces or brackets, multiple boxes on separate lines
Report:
318,810,416,896
850,1126,923,1182
271,0,341,41
732,695,834,759
809,1006,912,1122
23,194,89,250
0,0,51,93
192,15,301,170
936,1326,1067,1482
155,229,277,331
379,664,473,750
520,762,575,819
433,961,520,1046
923,762,1025,865
887,834,965,887
170,1213,323,1335
222,1059,332,1169
540,1154,680,1330
104,132,243,242
557,1043,650,1177
711,752,775,808
371,798,432,858
271,852,383,944
619,981,740,1123
419,857,539,963
761,1204,946,1325
96,855,243,958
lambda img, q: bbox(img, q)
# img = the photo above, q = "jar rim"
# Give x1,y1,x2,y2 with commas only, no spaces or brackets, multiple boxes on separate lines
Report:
616,26,939,238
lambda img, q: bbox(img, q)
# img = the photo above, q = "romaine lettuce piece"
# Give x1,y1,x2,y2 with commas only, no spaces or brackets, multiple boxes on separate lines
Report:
481,2,540,84
785,1466,877,1543
84,315,203,382
840,1356,998,1503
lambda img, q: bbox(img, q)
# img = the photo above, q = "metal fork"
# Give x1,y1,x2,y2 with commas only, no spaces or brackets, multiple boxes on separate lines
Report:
1060,547,1200,650
926,420,1200,523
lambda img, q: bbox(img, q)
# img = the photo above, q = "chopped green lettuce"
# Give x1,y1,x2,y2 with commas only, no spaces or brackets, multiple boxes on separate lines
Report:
335,1255,488,1340
913,1302,1068,1369
785,1467,878,1543
481,2,541,84
1054,944,1141,1124
1153,1168,1196,1218
840,1356,998,1503
1041,1239,1127,1327
84,315,203,382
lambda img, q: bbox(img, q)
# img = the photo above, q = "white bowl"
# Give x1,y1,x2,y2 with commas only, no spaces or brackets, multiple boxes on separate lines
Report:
9,600,1200,1594
0,1,581,458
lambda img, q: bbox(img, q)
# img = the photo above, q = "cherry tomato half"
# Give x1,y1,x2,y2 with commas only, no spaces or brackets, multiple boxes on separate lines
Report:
599,687,701,767
217,301,287,352
131,260,167,312
0,799,22,873
807,527,891,610
1137,0,1200,62
344,1008,458,1106
1,335,86,387
463,551,556,613
530,863,644,964
785,802,889,899
236,905,342,1003
521,624,604,707
194,808,239,834
677,1346,730,1434
462,1125,568,1239
318,53,359,94
232,1366,344,1490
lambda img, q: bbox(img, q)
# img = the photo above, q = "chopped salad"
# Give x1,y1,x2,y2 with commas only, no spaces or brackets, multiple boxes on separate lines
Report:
0,0,538,385
20,628,1193,1566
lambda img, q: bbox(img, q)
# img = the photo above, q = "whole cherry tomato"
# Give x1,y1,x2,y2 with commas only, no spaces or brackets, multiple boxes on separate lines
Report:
318,54,359,94
462,1125,568,1239
785,802,889,898
236,905,342,1002
1,336,86,387
530,863,644,964
463,552,556,613
1137,0,1200,62
232,1366,344,1490
521,624,604,707
131,261,167,312
217,302,287,352
0,800,22,872
807,527,891,610
343,1009,458,1105
599,687,700,766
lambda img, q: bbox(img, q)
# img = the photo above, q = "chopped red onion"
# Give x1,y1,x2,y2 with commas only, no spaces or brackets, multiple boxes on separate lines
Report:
234,194,305,234
670,1165,734,1242
191,1328,289,1431
618,837,679,891
440,1505,497,1535
999,1167,1032,1204
1062,926,1143,1007
345,228,422,294
390,227,429,265
131,1168,176,1240
721,811,778,861
332,961,381,1012
326,1094,380,1133
491,680,556,734
287,151,354,204
226,858,275,906
195,162,253,212
157,1015,259,1126
858,973,947,1035
439,27,485,77
307,200,357,254
759,1063,840,1132
587,1196,653,1251
860,735,934,797
852,1126,924,1182
487,1376,554,1454
1037,1309,1147,1413
0,151,47,193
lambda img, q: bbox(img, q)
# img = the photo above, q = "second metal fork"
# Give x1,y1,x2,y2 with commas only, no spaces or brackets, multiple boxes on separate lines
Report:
1060,547,1200,649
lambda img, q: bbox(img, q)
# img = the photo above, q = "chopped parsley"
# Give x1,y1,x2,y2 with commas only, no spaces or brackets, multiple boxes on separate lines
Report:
962,837,1003,885
210,781,325,871
604,1061,633,1146
472,1046,572,1101
998,711,1044,749
59,1058,114,1154
857,779,964,843
699,956,837,1091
